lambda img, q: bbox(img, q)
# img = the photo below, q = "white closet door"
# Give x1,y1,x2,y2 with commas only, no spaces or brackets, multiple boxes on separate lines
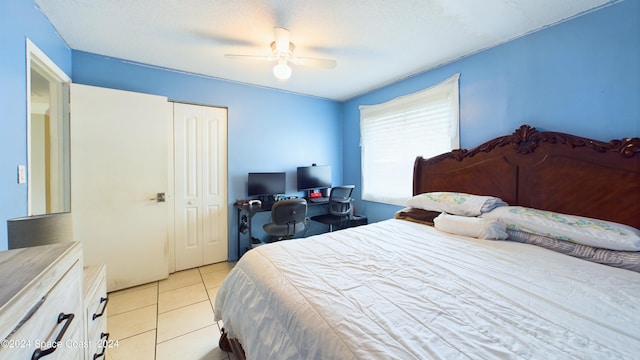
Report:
174,103,228,270
71,83,171,291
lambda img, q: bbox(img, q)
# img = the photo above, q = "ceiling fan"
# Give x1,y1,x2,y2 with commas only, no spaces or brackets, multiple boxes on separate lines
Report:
224,27,337,81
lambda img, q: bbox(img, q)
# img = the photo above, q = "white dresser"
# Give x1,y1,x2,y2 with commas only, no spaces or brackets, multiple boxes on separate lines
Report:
0,242,109,359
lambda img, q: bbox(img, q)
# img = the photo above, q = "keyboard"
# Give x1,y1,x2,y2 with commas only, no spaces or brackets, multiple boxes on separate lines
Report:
309,197,329,203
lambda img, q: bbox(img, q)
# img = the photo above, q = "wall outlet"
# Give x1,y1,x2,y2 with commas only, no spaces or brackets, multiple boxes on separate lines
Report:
18,165,26,184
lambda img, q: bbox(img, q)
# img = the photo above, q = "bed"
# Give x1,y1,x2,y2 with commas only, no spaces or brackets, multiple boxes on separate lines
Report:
214,125,640,359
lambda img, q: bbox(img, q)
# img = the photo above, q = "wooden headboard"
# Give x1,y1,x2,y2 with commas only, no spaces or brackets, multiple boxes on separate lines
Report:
413,125,640,228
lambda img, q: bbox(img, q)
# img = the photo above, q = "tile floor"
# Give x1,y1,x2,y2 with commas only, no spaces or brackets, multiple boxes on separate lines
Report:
105,262,235,360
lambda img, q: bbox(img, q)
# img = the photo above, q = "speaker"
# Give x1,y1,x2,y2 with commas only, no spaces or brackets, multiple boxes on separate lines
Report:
239,215,249,234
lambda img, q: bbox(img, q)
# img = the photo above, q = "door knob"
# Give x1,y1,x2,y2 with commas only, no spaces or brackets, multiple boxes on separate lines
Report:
151,193,166,202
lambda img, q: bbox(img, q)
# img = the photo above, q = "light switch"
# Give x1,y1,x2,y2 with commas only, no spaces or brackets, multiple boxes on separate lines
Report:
18,165,26,184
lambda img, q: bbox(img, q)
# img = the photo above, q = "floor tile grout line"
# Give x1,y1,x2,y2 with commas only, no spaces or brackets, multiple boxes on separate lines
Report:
155,323,218,346
107,328,156,344
158,298,212,318
107,302,157,320
200,266,225,334
200,266,231,360
157,283,209,315
154,280,159,360
199,267,222,333
201,266,232,360
159,279,202,293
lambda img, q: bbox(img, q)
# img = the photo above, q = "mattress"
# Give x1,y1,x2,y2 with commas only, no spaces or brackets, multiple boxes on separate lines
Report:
214,219,640,359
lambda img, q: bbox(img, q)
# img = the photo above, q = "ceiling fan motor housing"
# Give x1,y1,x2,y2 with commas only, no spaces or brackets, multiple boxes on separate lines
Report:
271,41,296,62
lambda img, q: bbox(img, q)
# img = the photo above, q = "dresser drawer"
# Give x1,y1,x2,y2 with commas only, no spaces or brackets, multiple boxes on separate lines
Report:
84,264,108,359
1,260,83,360
85,266,107,339
88,330,109,360
86,292,108,337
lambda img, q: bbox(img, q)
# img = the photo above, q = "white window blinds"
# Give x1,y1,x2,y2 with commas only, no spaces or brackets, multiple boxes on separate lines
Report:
359,74,460,206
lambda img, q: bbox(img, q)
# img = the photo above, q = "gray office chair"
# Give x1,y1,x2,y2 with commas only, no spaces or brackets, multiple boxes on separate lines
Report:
263,198,308,242
311,185,355,231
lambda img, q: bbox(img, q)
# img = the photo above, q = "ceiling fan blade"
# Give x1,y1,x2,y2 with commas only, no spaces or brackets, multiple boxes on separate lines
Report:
293,57,337,69
273,27,290,53
224,54,274,62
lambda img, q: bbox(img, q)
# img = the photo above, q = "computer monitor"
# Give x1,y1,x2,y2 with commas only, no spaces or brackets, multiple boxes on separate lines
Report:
297,165,332,191
247,172,286,197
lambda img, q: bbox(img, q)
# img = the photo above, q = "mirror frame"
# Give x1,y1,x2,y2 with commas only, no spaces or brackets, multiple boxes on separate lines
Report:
26,38,72,215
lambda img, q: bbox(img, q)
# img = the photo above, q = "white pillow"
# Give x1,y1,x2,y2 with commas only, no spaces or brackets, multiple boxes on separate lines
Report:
481,206,640,251
407,192,507,217
434,213,508,240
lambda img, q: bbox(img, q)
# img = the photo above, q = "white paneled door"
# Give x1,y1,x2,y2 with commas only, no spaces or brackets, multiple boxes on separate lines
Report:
174,103,228,271
71,84,171,291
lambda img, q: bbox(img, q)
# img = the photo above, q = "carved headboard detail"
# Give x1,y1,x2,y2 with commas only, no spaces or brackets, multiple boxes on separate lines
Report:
413,125,640,228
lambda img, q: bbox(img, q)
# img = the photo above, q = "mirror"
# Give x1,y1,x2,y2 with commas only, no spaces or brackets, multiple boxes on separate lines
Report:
27,39,71,215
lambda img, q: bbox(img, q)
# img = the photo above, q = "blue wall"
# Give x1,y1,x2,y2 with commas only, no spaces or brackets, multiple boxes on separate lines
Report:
342,0,640,224
1,0,638,258
71,52,342,260
0,0,72,250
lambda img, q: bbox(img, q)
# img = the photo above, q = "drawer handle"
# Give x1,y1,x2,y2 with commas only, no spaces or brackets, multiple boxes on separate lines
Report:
93,296,109,320
93,332,110,359
31,312,74,360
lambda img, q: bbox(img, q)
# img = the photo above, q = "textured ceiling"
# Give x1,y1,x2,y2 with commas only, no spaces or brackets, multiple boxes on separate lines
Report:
35,0,614,101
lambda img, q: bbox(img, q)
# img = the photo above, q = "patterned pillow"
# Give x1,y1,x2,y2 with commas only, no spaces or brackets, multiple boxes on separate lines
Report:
482,206,640,251
406,192,507,217
507,229,640,273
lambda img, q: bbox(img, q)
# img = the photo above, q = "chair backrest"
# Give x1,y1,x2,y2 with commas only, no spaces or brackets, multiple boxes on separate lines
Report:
328,185,354,217
271,198,308,225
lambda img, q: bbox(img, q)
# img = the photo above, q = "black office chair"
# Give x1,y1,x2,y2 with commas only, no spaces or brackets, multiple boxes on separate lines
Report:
263,198,308,242
311,185,355,232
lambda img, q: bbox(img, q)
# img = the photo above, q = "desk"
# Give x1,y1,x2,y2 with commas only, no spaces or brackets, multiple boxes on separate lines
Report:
310,214,368,232
236,201,324,257
236,201,367,258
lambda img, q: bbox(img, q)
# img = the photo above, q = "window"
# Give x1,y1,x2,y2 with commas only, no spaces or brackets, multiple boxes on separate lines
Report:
359,74,460,206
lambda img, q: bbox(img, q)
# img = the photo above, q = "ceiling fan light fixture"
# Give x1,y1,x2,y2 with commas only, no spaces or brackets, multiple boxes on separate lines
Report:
273,59,292,81
225,27,335,81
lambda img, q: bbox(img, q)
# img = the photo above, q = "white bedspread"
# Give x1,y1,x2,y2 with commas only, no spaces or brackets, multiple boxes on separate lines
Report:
214,219,640,359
